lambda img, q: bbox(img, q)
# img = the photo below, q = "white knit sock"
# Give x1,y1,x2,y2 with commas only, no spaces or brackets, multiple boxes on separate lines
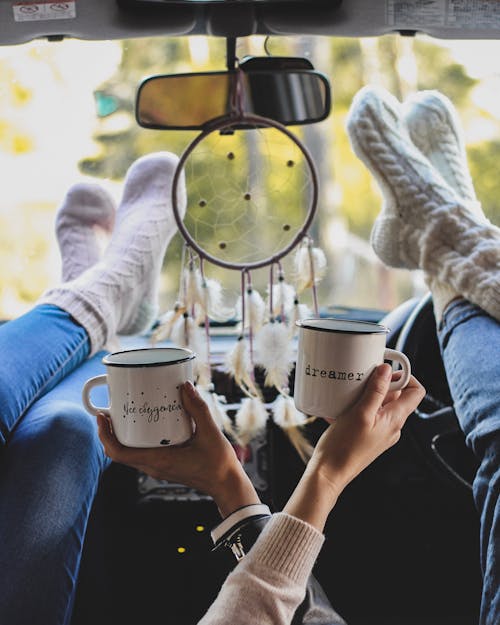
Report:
39,152,186,354
346,86,500,322
403,90,483,217
403,90,486,320
56,182,116,282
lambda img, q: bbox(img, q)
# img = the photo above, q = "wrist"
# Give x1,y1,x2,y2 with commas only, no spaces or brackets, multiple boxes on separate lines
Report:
283,465,345,532
306,457,351,500
210,466,260,518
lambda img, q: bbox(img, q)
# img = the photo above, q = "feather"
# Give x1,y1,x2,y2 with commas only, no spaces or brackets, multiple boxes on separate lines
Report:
184,265,233,323
184,265,204,310
199,277,234,323
171,314,211,385
268,277,295,318
150,304,185,344
234,396,268,447
294,243,327,293
255,321,293,389
288,298,313,337
197,387,235,436
272,395,313,463
236,287,266,333
224,336,261,397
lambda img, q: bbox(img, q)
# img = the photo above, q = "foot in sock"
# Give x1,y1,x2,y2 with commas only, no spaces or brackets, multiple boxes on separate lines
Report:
56,183,116,282
346,86,500,322
402,90,492,319
346,85,464,269
403,90,484,219
40,152,186,354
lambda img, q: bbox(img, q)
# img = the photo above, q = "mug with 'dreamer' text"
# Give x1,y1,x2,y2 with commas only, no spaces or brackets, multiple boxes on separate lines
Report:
294,318,411,421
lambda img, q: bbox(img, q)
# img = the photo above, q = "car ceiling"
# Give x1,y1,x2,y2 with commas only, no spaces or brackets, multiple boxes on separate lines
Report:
1,0,500,46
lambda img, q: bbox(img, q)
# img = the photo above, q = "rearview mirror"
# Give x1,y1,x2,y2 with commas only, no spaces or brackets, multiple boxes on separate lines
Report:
135,68,331,130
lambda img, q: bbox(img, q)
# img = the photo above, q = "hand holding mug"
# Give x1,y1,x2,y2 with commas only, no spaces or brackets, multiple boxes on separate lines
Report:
96,382,260,518
284,364,426,531
308,364,425,493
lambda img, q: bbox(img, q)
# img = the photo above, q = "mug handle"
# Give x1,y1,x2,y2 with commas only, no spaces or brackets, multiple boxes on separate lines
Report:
82,374,110,417
383,348,411,391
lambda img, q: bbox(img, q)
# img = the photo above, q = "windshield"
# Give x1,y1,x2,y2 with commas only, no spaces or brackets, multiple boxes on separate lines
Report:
1,34,499,320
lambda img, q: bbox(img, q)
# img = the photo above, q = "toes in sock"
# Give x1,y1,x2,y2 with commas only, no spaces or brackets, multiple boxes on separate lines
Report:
56,183,116,282
346,86,459,269
403,90,485,221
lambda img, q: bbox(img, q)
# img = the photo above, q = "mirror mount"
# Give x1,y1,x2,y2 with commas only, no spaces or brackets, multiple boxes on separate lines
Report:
226,37,238,71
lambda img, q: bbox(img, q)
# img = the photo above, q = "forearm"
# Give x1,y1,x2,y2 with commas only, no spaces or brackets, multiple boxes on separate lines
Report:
199,513,324,625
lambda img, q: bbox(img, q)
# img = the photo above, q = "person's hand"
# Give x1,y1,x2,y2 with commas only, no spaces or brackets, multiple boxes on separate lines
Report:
96,381,260,517
309,364,425,495
284,364,425,530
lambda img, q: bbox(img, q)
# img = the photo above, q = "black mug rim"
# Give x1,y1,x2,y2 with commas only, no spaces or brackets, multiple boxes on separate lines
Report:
102,347,196,368
296,317,389,335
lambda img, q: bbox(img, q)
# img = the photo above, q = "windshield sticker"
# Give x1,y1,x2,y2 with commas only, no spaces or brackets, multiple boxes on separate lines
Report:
13,1,76,22
387,0,500,29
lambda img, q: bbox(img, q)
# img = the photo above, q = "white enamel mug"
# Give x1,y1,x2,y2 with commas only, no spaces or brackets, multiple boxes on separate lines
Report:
294,318,411,420
82,347,195,448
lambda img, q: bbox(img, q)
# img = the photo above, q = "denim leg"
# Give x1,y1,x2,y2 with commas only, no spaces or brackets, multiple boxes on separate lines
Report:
0,304,90,445
439,299,500,625
0,353,111,625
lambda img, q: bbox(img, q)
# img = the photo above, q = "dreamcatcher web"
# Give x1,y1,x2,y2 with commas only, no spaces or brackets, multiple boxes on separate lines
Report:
174,119,317,269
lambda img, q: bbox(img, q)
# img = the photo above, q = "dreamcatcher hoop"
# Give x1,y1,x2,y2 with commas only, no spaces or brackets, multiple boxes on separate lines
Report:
171,112,319,271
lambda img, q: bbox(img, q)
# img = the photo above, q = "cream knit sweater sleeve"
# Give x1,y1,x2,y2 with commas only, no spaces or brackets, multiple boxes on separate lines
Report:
198,512,325,625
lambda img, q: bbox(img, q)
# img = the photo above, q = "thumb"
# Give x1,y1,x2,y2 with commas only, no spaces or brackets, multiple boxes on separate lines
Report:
180,382,218,434
354,363,392,417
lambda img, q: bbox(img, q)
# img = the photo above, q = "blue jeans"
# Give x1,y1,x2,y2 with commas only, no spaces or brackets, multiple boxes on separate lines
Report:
439,300,500,625
0,305,110,625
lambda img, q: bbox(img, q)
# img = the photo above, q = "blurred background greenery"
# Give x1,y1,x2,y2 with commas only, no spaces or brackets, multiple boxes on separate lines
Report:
1,33,499,319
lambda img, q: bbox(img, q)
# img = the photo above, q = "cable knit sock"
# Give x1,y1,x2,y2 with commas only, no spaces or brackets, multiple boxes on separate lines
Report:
56,182,116,282
39,152,186,354
403,90,483,218
346,85,500,322
403,90,491,319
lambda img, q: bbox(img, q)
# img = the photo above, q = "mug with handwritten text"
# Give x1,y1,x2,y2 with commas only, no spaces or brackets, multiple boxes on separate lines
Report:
82,347,195,448
294,318,411,421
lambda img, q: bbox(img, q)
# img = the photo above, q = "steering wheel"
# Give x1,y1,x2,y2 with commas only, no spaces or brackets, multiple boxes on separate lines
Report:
383,293,479,492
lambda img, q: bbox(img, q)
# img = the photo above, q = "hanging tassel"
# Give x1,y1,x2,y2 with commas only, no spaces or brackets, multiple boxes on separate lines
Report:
288,297,312,337
150,303,186,344
255,321,293,389
268,273,295,319
197,385,236,437
183,262,233,323
234,396,269,447
171,313,211,386
199,276,234,323
272,395,313,463
184,263,204,311
294,240,327,294
225,336,261,398
236,287,266,333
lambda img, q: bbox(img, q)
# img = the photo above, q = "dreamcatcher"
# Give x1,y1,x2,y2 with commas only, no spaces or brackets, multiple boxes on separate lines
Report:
153,73,328,462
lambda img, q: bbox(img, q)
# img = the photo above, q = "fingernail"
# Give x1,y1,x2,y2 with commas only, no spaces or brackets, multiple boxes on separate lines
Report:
185,380,196,397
